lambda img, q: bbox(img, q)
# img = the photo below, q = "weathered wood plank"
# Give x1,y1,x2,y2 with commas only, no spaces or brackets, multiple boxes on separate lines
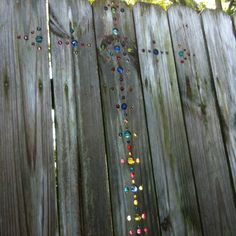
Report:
49,0,113,235
134,3,202,235
233,13,236,29
0,0,58,235
202,10,236,192
93,1,160,235
168,6,236,235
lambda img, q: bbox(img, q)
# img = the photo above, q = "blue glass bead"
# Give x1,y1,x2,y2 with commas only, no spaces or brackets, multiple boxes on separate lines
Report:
71,40,78,48
130,167,134,172
124,131,131,139
153,49,159,55
114,45,121,53
131,185,138,193
117,67,124,74
35,36,43,43
121,103,127,110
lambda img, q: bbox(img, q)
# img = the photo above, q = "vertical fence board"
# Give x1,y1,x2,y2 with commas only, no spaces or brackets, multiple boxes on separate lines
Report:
202,10,236,191
168,6,236,236
93,1,160,235
49,0,113,235
134,3,202,235
0,0,58,235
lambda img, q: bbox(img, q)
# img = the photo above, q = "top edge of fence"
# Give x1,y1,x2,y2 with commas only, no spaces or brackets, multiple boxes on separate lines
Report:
88,0,234,16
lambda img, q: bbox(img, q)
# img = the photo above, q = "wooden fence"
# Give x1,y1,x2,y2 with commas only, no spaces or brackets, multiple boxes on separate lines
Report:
0,0,236,235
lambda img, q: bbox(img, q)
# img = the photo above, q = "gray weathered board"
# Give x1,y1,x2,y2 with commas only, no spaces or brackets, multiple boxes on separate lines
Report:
168,5,236,236
93,0,160,235
1,1,236,236
134,3,202,235
0,0,58,235
49,0,113,235
202,10,236,192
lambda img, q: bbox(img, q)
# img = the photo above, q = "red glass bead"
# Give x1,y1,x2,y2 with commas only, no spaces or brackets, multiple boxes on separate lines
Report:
141,213,147,220
120,159,125,164
129,230,134,235
127,145,132,150
137,229,142,234
130,172,135,178
143,228,148,233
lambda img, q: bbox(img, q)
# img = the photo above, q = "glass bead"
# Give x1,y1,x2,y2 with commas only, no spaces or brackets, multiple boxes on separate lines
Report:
120,159,125,164
143,228,148,233
58,40,63,45
74,50,79,55
114,45,121,53
120,8,125,12
124,186,129,193
71,40,78,48
37,26,41,31
178,51,184,57
128,158,135,165
132,179,135,184
87,43,91,47
130,167,134,172
116,104,120,109
112,28,119,36
117,67,124,74
130,172,135,178
35,35,43,43
131,185,138,193
24,35,29,40
134,214,142,221
141,213,147,220
129,230,134,235
137,229,142,234
111,7,116,14
128,48,133,53
127,215,131,221
124,131,131,139
139,186,143,191
119,132,123,137
121,103,127,110
153,49,159,55
136,158,140,164
37,46,42,50
127,145,132,150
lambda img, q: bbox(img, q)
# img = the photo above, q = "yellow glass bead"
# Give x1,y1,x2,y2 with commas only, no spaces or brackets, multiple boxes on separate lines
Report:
134,200,138,206
136,158,140,164
128,152,132,156
134,214,142,221
134,195,137,199
133,132,138,138
132,179,135,184
128,158,135,165
128,48,133,53
139,185,143,191
127,215,132,221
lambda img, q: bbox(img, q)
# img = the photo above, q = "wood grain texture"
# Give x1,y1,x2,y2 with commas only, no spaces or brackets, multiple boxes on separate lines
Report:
0,0,58,235
93,1,160,235
233,13,236,29
49,0,113,235
202,10,236,192
134,3,202,235
168,6,236,236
